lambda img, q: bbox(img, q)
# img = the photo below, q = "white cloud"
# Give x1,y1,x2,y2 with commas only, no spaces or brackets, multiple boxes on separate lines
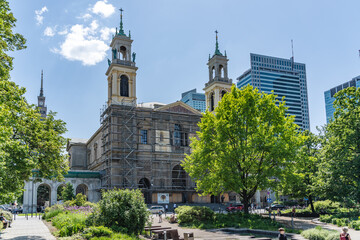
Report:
100,27,114,41
55,24,109,66
35,6,48,25
58,28,68,35
79,13,92,21
92,0,115,18
44,26,55,37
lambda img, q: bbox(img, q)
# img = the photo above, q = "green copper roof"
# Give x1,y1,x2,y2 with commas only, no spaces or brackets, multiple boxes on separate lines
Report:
214,30,223,56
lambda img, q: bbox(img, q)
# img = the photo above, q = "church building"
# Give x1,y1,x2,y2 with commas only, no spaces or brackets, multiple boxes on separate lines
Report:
23,10,273,212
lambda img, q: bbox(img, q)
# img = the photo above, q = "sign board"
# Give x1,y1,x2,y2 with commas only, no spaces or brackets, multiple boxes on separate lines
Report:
304,197,308,201
267,198,272,203
157,193,169,204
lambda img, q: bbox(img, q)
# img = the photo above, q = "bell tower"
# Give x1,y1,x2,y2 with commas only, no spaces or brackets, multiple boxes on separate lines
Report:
105,8,137,106
203,30,232,112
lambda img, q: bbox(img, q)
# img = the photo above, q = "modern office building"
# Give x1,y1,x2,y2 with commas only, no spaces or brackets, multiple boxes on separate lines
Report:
180,89,206,113
237,53,310,131
324,76,360,123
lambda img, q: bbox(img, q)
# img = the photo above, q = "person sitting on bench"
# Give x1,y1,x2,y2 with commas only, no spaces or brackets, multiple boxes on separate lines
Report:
0,213,11,228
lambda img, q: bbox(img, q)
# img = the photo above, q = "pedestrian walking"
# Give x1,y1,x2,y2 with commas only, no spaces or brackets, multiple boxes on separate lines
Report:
278,228,287,240
173,203,177,212
291,206,296,217
340,227,351,240
158,210,163,223
165,204,168,216
277,208,281,216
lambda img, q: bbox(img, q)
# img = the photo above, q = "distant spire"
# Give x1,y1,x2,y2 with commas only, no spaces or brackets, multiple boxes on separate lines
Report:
118,8,126,36
40,70,44,97
214,30,223,56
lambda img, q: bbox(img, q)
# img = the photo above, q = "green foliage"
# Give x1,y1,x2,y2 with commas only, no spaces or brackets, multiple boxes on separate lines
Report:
0,0,67,203
52,212,87,237
175,206,214,224
312,200,340,213
58,233,84,240
0,209,13,221
43,208,63,220
0,0,26,80
321,87,360,203
93,189,149,235
176,210,285,232
282,131,321,212
326,233,341,240
0,221,3,230
83,226,112,239
62,183,75,201
64,193,87,207
301,227,337,240
90,233,141,240
349,220,360,230
183,85,303,213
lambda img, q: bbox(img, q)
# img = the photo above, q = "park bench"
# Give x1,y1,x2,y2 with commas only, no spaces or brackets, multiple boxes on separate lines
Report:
153,229,185,240
148,227,172,238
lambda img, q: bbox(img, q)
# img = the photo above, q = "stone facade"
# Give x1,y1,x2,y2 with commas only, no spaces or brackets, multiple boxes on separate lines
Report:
23,171,101,213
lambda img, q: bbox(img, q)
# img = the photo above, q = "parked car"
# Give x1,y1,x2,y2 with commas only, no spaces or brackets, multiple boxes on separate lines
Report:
226,204,244,212
148,205,165,214
265,204,286,211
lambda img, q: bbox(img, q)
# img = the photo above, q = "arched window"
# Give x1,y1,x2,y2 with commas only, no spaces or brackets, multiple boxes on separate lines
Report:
37,184,51,209
172,165,186,189
219,65,224,78
210,92,215,111
221,90,227,98
120,75,129,97
120,46,127,60
212,66,215,80
76,184,88,197
138,178,151,189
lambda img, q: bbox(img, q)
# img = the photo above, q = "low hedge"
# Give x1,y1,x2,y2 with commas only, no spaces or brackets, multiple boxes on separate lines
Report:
175,206,214,224
301,227,338,240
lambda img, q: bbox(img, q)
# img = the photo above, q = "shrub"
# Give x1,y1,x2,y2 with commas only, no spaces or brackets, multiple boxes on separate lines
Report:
312,200,340,213
349,220,360,230
58,233,84,240
326,232,340,240
0,209,13,222
0,221,3,230
301,227,336,240
83,226,112,239
43,208,63,220
62,183,75,201
175,206,214,224
52,212,87,237
93,189,149,235
319,214,333,223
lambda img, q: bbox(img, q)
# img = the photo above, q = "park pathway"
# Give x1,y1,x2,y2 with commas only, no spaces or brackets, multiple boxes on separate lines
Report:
0,215,55,240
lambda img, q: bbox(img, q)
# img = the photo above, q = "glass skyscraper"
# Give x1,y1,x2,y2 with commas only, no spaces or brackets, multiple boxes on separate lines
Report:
324,76,360,123
180,88,206,113
237,53,310,131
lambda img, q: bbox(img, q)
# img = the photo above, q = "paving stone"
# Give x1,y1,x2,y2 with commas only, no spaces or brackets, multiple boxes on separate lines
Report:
0,216,55,240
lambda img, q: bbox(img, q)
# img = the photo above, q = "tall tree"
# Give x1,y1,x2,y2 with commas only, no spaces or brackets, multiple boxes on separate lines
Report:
183,85,302,213
282,130,321,213
321,87,360,204
0,0,69,203
61,183,75,201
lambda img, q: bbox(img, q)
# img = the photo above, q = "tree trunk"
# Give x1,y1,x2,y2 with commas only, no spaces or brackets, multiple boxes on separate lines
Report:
243,195,250,214
309,195,315,213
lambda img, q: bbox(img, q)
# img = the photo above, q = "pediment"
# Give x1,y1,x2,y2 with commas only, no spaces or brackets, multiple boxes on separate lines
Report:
155,101,202,115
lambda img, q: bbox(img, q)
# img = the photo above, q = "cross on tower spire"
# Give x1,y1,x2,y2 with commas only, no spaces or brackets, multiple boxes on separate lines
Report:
214,30,222,56
118,8,125,36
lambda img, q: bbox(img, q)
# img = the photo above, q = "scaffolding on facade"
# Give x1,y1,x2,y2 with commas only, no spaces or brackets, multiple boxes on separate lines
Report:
98,99,201,202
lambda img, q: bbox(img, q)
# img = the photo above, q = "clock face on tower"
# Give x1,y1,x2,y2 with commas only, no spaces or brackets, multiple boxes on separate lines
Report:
39,101,43,106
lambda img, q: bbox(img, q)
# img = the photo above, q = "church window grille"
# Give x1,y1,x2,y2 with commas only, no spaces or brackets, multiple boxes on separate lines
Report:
140,130,148,144
120,75,129,97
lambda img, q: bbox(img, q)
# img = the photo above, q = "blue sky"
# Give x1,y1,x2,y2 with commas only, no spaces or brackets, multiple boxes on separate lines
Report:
9,0,360,139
